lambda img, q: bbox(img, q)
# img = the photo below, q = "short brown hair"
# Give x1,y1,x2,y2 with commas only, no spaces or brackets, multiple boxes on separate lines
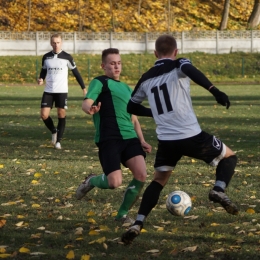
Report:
155,35,177,56
50,33,62,42
102,48,119,62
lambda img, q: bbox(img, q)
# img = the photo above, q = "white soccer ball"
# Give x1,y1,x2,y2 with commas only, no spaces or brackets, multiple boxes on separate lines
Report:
166,190,192,217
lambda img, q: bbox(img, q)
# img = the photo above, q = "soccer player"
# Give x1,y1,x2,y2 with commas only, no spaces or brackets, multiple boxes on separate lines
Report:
75,48,152,224
121,34,239,244
38,33,86,149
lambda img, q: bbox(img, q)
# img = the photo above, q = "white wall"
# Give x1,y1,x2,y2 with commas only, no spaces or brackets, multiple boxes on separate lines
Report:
0,30,259,56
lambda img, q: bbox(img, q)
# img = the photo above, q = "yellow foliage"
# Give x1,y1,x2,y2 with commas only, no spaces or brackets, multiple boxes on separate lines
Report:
0,0,256,32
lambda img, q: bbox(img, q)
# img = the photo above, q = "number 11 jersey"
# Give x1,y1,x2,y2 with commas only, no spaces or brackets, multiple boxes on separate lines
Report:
130,58,201,141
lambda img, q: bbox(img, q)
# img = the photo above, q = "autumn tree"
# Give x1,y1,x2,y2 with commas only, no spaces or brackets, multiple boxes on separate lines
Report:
247,0,260,29
219,0,230,30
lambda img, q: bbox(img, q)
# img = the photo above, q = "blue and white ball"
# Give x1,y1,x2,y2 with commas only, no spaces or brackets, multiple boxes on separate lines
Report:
166,190,192,217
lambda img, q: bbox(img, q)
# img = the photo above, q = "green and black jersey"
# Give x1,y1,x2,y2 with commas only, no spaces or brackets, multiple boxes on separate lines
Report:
86,75,137,143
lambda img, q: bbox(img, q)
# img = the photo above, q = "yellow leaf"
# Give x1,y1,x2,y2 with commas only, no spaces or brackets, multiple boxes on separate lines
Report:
64,245,74,249
87,211,95,216
81,255,90,260
19,247,30,253
89,230,99,235
111,212,117,217
0,254,11,258
66,250,75,259
141,228,147,233
0,248,6,253
32,204,41,208
15,221,24,227
31,180,39,184
203,183,210,187
191,159,196,163
34,173,42,178
75,237,84,241
211,223,220,226
17,215,25,219
87,218,96,224
0,165,4,168
246,208,255,214
95,237,106,244
54,171,59,174
0,219,6,228
156,227,164,231
99,225,110,231
55,199,60,203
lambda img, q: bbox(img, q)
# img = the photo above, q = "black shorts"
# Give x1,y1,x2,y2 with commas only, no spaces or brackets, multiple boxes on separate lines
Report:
41,92,68,109
96,138,146,176
154,131,226,171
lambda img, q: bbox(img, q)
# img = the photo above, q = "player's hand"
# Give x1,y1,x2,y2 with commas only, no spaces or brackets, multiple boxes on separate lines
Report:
209,86,230,109
141,141,152,153
37,78,44,85
88,102,101,115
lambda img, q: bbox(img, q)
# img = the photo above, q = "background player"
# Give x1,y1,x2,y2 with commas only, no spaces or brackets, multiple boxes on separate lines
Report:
121,34,238,244
38,33,86,149
76,48,152,223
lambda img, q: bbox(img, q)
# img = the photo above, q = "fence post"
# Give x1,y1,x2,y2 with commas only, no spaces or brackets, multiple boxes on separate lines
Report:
216,30,219,54
74,32,76,54
110,32,113,48
181,31,184,54
145,32,148,53
251,30,253,53
36,31,39,56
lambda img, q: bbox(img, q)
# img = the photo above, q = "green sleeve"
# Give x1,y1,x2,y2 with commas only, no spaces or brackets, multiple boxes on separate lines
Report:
86,79,103,101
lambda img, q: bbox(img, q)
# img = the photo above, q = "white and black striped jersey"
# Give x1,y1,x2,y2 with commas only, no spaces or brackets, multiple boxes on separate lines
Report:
41,50,76,93
130,58,202,140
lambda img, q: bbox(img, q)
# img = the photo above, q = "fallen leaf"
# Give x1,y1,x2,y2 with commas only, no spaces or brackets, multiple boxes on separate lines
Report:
66,250,75,259
0,220,6,228
246,208,255,214
19,247,30,253
146,249,160,253
81,255,90,260
181,245,197,252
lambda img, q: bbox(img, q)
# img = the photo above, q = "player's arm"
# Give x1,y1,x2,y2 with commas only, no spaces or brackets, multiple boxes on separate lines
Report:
181,62,230,109
127,100,153,117
131,115,152,153
72,68,86,96
82,98,101,115
37,68,47,85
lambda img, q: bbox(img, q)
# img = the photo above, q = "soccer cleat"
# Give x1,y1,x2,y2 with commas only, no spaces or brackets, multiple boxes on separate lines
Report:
76,174,96,200
121,224,141,245
209,190,239,215
54,142,61,149
51,132,57,145
115,215,134,226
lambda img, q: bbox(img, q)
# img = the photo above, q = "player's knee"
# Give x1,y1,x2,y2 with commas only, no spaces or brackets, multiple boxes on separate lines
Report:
108,179,122,189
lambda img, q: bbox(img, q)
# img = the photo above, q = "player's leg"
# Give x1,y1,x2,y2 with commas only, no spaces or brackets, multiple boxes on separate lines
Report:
182,131,238,215
114,138,147,221
54,93,67,149
40,92,56,144
75,140,122,199
121,140,181,244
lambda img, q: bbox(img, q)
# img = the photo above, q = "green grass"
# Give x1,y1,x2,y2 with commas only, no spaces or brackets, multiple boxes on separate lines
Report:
1,52,260,85
0,85,259,260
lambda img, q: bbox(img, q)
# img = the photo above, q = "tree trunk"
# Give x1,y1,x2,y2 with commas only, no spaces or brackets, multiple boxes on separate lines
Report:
219,0,230,30
247,0,260,29
109,0,115,32
27,0,31,31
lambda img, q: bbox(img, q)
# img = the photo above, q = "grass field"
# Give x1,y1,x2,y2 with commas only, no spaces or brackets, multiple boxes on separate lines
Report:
0,84,259,260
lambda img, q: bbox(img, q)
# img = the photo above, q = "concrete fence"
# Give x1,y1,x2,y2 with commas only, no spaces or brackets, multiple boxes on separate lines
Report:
1,30,260,56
